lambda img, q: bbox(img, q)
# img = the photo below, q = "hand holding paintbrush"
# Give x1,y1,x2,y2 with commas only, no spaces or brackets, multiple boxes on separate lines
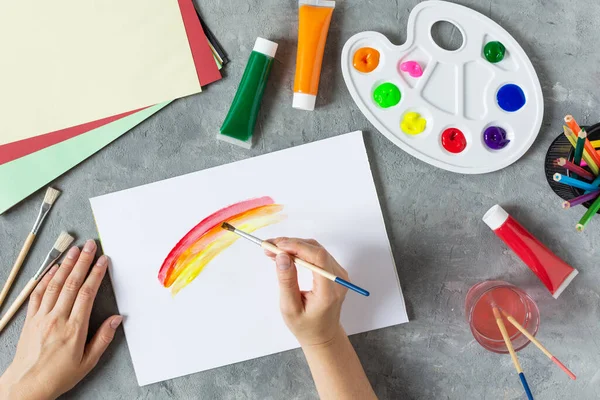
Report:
221,223,369,296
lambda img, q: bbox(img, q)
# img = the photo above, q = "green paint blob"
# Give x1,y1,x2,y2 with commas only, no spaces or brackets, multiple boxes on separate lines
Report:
373,82,401,108
484,41,506,63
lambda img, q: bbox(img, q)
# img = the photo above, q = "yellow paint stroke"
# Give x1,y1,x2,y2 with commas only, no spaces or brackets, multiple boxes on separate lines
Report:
164,204,283,288
169,210,285,295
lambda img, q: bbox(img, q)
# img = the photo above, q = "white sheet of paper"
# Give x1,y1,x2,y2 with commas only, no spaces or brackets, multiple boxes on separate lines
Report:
90,131,408,386
0,0,200,145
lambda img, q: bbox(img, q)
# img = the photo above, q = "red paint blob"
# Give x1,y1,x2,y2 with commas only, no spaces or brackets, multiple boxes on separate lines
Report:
441,128,467,153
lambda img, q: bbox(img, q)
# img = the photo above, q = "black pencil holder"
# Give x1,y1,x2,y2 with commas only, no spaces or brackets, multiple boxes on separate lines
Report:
544,122,600,213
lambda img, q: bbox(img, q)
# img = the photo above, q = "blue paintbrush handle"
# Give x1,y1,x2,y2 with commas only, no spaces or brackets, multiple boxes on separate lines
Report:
334,277,370,297
519,372,534,400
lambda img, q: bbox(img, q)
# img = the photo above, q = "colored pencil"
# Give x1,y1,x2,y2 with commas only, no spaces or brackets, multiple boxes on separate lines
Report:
576,194,600,232
221,223,370,296
591,140,600,148
0,187,60,309
573,130,586,166
586,175,600,194
553,173,600,192
565,115,600,169
563,126,599,175
0,232,73,334
562,190,600,209
492,307,534,400
555,158,595,181
501,309,576,380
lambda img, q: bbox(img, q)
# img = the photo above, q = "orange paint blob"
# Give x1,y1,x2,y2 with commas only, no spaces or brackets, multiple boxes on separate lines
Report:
353,47,380,73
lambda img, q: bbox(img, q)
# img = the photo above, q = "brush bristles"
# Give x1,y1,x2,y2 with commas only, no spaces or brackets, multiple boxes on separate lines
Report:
53,231,74,252
221,222,236,232
43,187,61,205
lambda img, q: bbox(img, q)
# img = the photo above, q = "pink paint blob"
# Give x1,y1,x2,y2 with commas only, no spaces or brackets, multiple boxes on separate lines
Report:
399,61,423,77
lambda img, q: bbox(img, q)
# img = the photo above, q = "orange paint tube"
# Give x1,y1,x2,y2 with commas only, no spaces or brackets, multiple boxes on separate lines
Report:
293,0,335,111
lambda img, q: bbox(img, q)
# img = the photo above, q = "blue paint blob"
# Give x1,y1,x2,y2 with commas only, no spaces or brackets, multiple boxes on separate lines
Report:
497,84,526,112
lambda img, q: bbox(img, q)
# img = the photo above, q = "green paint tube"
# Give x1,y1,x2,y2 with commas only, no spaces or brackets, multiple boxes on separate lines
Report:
218,37,278,148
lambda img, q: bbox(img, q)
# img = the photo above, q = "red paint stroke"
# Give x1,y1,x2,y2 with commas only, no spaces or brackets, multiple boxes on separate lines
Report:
158,197,275,285
0,0,220,164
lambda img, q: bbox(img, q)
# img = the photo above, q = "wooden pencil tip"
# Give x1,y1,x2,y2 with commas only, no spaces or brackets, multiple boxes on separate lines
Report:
553,173,561,182
562,201,570,209
564,115,573,123
43,187,61,205
576,224,584,232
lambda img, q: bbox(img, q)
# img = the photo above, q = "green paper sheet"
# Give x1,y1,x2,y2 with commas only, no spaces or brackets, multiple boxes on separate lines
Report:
0,102,170,214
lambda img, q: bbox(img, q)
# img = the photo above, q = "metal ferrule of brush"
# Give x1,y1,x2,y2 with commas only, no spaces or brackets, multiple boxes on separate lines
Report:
33,248,62,280
31,202,52,235
234,229,263,246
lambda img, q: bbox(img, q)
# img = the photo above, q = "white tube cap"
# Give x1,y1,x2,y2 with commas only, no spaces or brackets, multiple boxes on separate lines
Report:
482,204,509,230
293,93,316,111
253,37,278,58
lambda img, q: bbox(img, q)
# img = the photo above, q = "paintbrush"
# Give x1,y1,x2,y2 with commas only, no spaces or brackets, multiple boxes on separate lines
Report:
0,187,61,309
221,222,369,296
492,305,534,400
500,309,576,380
0,232,74,334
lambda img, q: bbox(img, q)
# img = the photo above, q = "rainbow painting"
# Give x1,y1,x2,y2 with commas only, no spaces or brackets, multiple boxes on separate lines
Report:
158,197,285,295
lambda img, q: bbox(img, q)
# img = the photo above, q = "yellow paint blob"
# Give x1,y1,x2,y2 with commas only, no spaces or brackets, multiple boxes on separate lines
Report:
401,112,427,135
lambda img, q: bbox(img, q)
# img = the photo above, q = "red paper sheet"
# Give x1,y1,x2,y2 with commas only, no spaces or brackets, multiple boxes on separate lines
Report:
0,0,220,166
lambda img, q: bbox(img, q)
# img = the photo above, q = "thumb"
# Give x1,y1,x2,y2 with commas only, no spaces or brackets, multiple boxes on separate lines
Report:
83,315,122,371
275,253,303,315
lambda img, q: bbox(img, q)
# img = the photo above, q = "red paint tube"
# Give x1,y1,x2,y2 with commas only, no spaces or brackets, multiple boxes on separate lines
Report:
483,205,578,298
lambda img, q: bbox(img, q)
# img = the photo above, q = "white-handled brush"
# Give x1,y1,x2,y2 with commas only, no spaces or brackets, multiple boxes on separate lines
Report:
0,231,73,333
0,187,61,309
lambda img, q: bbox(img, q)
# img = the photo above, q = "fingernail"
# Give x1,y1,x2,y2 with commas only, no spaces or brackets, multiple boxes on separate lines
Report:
66,246,79,259
276,253,291,270
83,239,96,253
48,265,59,276
96,255,108,267
110,315,123,329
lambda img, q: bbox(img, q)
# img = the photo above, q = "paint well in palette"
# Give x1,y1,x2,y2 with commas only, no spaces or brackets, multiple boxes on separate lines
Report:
353,47,380,73
441,128,467,154
373,82,401,108
497,84,526,112
401,112,427,135
399,61,423,77
158,196,285,295
484,126,510,150
483,41,506,63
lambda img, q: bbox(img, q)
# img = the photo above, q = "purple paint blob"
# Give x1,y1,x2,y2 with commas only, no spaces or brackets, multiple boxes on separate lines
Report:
484,126,510,150
497,84,526,112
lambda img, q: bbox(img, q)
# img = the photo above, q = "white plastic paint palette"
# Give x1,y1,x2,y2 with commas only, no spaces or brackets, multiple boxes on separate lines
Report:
341,0,544,174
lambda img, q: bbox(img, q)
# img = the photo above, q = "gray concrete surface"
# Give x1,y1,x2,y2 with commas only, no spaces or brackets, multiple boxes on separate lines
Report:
1,0,599,398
